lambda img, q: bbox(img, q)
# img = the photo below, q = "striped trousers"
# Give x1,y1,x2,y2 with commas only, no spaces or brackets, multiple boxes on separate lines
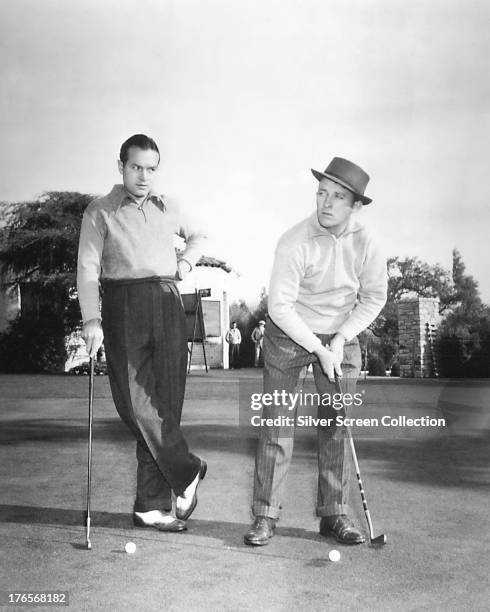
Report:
101,277,200,512
252,317,362,519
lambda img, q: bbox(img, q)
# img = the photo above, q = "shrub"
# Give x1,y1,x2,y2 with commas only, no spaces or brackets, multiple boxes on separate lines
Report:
0,315,67,373
367,356,386,376
435,335,466,378
390,362,400,377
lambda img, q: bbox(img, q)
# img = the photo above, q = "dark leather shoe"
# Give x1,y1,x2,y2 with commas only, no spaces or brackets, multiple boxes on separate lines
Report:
320,515,365,545
244,516,276,546
133,511,187,532
175,460,207,521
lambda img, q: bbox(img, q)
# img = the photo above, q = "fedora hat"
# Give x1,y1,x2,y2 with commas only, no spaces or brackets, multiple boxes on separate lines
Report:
311,157,372,205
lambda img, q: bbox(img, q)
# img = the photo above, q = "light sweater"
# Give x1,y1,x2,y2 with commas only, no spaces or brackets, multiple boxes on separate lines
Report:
77,184,206,323
268,212,387,352
226,328,242,344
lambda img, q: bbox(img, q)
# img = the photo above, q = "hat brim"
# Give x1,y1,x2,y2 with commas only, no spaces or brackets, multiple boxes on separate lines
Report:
311,169,372,205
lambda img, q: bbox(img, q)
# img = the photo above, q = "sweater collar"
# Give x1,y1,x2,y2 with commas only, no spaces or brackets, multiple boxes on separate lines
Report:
307,211,364,238
109,184,167,212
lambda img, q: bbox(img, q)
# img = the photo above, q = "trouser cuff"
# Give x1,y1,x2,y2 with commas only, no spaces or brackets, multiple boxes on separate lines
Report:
134,499,172,513
316,503,351,517
252,505,281,520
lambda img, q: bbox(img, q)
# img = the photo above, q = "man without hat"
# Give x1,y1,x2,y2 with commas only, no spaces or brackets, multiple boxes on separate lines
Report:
77,134,207,532
244,157,387,546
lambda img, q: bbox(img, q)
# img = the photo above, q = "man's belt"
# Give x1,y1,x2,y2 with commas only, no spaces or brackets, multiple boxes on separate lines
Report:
101,275,176,288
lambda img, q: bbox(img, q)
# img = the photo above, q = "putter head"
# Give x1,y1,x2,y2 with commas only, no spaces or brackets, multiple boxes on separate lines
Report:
371,534,387,546
86,541,92,550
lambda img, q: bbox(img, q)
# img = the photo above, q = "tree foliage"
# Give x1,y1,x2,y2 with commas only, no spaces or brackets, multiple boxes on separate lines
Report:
450,248,482,313
369,256,454,368
0,191,92,283
386,256,454,310
0,191,94,372
363,251,490,376
436,250,490,376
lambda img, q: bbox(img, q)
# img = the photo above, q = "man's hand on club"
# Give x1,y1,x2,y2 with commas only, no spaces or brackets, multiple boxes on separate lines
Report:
329,333,346,368
82,318,104,358
314,344,342,382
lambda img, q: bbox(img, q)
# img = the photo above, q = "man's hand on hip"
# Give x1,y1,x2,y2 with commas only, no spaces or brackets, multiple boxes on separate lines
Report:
314,344,342,382
176,259,192,280
82,318,104,358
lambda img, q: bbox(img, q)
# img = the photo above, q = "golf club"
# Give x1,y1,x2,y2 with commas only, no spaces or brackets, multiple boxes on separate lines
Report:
336,375,387,546
85,356,95,550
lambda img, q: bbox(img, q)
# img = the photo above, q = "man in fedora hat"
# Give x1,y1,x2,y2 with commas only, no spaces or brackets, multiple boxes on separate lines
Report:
244,157,387,546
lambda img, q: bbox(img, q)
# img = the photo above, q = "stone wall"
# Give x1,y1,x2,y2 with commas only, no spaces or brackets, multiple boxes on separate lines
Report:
397,297,440,377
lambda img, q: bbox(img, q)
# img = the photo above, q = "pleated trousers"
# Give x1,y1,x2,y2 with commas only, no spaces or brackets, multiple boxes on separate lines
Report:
101,277,200,512
252,317,362,519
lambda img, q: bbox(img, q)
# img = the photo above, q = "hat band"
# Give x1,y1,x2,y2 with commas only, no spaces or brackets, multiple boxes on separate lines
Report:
321,171,364,197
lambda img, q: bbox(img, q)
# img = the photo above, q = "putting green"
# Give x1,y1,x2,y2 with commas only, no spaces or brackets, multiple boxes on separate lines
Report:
0,373,488,611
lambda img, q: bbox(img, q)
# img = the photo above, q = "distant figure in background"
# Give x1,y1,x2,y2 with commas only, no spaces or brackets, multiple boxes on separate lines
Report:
251,320,266,367
226,321,242,369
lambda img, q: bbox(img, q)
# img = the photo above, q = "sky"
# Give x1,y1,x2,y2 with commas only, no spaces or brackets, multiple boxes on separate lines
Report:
1,0,489,304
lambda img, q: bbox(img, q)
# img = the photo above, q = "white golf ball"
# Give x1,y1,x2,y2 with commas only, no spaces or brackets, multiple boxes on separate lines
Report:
329,549,341,562
125,542,136,554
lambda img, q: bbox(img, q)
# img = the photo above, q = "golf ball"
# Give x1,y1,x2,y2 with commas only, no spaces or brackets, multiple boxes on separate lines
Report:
125,542,136,554
329,549,341,562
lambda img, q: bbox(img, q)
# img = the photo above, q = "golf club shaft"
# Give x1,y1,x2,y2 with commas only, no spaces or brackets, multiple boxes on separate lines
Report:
345,424,375,540
335,375,379,542
86,356,95,549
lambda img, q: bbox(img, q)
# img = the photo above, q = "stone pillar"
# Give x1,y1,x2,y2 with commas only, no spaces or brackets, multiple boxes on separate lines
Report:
397,297,440,378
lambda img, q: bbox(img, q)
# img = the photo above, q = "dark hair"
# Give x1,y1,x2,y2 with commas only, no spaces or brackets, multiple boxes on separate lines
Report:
119,134,160,164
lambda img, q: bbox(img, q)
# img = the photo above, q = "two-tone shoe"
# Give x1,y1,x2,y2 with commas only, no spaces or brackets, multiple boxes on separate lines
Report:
175,460,207,521
133,510,187,532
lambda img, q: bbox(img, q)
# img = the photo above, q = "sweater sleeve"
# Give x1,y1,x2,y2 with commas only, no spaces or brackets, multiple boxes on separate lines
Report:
77,206,105,323
176,203,207,270
336,237,387,341
268,243,324,353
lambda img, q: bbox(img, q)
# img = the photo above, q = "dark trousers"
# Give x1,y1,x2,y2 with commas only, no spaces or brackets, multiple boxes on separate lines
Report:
229,343,240,369
252,317,362,519
101,277,200,512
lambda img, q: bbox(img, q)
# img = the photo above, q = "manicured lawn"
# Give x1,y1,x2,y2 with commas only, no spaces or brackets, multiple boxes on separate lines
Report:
0,372,488,611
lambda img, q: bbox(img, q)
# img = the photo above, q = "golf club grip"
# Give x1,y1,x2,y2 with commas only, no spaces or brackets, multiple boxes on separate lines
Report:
88,357,95,417
86,357,94,517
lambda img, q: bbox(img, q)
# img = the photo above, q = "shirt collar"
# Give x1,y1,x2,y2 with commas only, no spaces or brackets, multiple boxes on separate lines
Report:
109,184,167,212
307,211,364,239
